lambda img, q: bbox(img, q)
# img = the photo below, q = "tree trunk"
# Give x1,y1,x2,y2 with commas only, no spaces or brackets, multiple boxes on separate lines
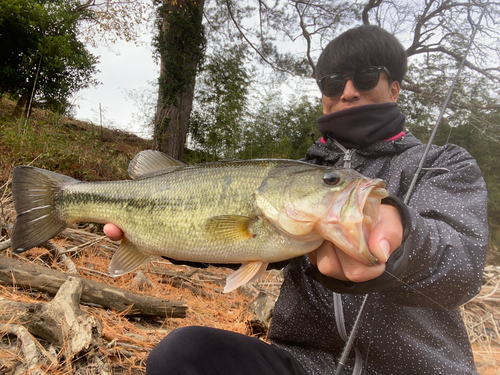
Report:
154,81,197,161
153,0,205,161
11,91,29,120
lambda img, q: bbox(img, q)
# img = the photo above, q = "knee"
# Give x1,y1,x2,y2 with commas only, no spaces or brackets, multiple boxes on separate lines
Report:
146,326,218,374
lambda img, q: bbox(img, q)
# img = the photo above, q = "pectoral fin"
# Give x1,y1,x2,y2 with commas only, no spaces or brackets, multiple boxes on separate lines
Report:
109,239,154,276
224,261,268,293
206,215,257,241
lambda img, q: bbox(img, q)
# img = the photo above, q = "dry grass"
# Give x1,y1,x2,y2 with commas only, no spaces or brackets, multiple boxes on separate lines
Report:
0,237,260,374
463,266,500,374
0,98,151,185
2,227,500,374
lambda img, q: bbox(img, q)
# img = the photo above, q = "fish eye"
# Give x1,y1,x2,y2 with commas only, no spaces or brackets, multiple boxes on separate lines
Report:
322,171,342,186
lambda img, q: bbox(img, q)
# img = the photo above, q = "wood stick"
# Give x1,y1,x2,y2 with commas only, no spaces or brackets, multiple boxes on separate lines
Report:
0,239,11,251
0,255,187,318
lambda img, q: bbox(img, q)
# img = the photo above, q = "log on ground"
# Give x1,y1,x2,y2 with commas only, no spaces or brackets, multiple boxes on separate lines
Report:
0,255,187,318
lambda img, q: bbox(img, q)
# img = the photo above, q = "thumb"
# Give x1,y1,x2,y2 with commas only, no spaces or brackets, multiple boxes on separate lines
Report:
369,205,403,264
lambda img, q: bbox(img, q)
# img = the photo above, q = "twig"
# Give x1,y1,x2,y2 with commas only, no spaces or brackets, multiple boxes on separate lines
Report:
60,236,106,255
479,278,500,299
0,240,11,251
78,267,112,278
40,241,78,274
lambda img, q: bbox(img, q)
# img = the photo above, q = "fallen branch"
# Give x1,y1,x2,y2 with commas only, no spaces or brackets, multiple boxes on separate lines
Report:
26,277,103,356
0,239,11,251
0,323,47,375
1,278,108,373
0,255,187,318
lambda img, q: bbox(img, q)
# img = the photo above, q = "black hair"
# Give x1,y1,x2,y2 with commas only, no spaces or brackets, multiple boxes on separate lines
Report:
315,25,407,84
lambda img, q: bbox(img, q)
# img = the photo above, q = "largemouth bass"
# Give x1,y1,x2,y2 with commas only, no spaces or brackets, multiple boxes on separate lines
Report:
11,151,388,292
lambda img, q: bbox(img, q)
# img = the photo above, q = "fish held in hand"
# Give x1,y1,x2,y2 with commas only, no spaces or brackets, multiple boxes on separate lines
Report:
11,151,388,292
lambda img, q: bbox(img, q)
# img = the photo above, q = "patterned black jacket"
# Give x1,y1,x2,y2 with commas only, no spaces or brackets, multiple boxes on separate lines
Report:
268,133,488,375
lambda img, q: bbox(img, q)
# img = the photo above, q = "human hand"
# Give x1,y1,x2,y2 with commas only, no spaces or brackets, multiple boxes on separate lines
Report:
103,223,124,241
308,204,403,282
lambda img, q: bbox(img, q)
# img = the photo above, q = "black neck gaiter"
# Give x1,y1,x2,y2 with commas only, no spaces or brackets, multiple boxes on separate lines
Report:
317,102,405,149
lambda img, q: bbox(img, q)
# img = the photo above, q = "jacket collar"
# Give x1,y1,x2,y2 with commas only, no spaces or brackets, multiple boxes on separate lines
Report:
304,132,422,168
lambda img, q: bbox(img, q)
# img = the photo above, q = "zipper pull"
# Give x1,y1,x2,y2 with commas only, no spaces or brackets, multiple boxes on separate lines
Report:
331,138,356,169
343,150,355,169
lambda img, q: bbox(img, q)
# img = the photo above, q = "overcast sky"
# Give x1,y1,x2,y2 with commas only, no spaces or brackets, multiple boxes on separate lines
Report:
73,38,159,138
72,29,323,142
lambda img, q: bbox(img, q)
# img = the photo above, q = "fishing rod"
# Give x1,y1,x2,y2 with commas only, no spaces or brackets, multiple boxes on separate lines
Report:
334,2,489,374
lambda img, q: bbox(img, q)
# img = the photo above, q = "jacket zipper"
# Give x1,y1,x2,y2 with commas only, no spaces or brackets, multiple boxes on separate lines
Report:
332,139,356,169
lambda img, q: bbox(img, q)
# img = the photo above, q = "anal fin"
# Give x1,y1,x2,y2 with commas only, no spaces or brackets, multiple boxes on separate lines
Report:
109,239,154,276
224,261,268,293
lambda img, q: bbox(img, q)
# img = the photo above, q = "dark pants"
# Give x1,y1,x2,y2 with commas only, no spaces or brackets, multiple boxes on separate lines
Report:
146,326,309,375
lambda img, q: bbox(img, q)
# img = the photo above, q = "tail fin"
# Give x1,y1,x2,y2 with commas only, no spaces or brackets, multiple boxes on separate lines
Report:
11,166,78,254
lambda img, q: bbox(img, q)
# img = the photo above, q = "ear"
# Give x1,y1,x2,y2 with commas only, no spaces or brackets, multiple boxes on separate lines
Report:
389,81,400,102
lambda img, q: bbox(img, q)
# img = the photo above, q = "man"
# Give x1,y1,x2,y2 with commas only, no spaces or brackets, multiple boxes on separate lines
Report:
105,25,488,374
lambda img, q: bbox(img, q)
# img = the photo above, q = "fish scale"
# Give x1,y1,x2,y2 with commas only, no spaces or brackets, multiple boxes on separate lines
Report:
11,151,388,292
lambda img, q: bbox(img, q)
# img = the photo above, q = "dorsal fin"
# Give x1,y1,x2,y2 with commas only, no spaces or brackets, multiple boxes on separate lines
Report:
128,150,186,179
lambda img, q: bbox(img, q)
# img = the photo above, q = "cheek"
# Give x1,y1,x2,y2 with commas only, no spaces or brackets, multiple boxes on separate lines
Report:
364,89,391,103
322,96,337,114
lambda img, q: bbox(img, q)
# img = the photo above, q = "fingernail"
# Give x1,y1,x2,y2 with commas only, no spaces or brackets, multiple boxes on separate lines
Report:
380,240,391,262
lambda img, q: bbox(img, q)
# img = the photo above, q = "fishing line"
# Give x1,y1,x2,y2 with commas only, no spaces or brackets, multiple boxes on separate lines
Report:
335,2,489,374
382,270,449,310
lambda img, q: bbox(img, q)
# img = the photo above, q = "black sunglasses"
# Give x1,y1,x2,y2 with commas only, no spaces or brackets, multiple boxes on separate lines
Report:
317,66,392,98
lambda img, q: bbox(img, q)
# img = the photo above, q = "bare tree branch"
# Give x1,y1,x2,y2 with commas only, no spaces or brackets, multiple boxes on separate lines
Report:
402,82,500,110
294,1,316,76
224,0,296,76
411,45,500,82
362,0,383,25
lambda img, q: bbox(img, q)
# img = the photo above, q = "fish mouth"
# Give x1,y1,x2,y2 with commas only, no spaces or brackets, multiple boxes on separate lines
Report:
368,180,389,199
368,184,389,199
320,179,388,266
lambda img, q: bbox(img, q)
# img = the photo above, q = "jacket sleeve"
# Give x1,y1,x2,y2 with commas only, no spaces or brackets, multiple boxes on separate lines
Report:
307,144,488,309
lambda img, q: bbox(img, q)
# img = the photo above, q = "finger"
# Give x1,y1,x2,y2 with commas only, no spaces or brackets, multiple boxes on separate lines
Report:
336,248,386,282
369,204,403,263
307,250,318,266
103,223,124,241
314,241,349,281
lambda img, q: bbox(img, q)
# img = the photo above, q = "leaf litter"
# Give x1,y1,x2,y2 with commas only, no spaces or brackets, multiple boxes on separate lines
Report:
2,226,499,374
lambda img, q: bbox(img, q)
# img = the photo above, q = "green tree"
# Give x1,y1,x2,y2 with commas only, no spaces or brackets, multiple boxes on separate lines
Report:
190,46,251,160
152,0,359,158
238,93,322,160
0,0,98,117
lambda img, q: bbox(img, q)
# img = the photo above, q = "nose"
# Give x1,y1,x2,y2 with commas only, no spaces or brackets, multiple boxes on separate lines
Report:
340,78,360,101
